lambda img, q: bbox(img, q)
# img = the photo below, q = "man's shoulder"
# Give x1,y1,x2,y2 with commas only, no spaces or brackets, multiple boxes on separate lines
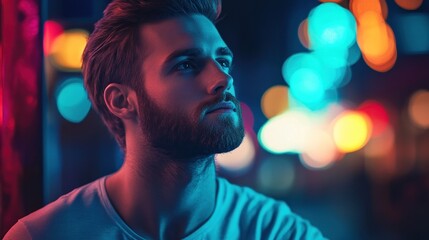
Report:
5,177,111,240
216,177,327,239
25,176,105,222
217,177,291,216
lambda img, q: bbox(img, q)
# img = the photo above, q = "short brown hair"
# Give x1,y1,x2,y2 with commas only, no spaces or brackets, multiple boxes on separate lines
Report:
82,0,222,149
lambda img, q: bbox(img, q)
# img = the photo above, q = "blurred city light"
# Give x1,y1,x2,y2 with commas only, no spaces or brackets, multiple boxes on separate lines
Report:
395,14,429,54
364,125,395,158
216,132,256,174
347,43,362,66
43,20,64,56
260,85,289,119
333,111,372,153
358,100,390,137
394,0,424,10
408,90,429,129
350,0,388,20
258,109,312,154
308,2,357,50
298,19,310,49
56,77,91,123
300,129,339,170
319,0,343,3
353,0,397,72
50,29,89,71
289,68,326,104
240,102,255,130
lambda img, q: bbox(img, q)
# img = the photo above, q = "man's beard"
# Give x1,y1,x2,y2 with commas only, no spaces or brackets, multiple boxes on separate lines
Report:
137,90,245,160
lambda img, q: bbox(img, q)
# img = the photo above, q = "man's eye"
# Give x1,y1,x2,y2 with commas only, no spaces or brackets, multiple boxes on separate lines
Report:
217,59,232,69
175,61,196,71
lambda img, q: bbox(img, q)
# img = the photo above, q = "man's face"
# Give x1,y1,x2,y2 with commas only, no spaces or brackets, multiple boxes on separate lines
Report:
136,14,244,159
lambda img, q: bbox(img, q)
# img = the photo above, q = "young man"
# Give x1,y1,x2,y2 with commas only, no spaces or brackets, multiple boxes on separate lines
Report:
5,0,326,239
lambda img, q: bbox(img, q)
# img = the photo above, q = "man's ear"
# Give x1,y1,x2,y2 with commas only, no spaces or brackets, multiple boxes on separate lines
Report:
104,83,138,119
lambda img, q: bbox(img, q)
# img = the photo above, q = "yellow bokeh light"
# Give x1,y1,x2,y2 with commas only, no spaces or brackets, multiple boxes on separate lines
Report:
51,29,89,70
333,111,372,153
261,85,289,119
216,132,255,172
394,0,423,10
408,90,429,129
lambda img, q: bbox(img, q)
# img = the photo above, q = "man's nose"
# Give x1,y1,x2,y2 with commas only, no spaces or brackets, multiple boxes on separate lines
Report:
205,60,233,95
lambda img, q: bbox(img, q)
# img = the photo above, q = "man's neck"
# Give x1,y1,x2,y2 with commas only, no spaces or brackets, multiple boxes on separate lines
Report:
105,148,217,239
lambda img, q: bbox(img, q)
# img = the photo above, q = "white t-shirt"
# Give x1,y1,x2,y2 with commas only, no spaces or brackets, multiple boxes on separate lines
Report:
4,177,326,240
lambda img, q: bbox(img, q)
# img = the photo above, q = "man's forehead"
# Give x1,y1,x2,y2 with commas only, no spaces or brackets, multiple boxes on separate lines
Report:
139,14,228,58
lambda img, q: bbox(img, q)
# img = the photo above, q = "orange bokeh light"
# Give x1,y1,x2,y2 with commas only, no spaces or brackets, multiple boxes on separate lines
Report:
298,19,310,49
357,12,397,72
394,0,423,10
350,0,388,21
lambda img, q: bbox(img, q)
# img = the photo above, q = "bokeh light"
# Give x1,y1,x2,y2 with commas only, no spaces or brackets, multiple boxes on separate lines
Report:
216,132,256,173
282,53,341,109
300,129,339,170
56,77,91,123
350,0,388,20
358,100,390,136
258,109,312,154
289,68,325,105
347,43,362,65
257,157,295,195
408,90,429,129
240,102,255,130
298,19,310,49
364,125,395,158
394,0,424,10
261,85,289,119
357,11,397,72
50,29,89,71
319,0,343,3
395,14,429,54
43,20,64,56
333,111,372,153
308,3,357,50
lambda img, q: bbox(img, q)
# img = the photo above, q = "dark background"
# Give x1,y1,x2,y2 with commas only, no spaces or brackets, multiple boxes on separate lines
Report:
2,0,429,239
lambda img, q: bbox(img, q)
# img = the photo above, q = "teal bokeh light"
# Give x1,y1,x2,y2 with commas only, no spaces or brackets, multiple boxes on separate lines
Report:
308,3,357,50
395,14,429,54
56,77,91,123
289,68,325,105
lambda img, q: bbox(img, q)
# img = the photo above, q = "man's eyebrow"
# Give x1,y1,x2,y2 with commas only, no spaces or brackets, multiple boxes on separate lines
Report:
164,48,203,64
217,47,234,59
164,47,234,64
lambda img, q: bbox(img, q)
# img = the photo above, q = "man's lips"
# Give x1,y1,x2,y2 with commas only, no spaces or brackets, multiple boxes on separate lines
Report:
206,101,237,114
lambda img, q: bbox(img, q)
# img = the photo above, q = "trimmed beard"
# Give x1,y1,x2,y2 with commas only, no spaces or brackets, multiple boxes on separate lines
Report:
137,89,245,160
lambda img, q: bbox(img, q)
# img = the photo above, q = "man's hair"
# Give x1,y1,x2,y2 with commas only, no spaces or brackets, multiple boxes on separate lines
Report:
82,0,222,150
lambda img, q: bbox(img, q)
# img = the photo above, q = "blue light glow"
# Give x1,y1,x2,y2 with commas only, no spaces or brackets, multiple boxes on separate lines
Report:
289,68,326,105
308,3,357,50
56,77,91,123
395,14,429,54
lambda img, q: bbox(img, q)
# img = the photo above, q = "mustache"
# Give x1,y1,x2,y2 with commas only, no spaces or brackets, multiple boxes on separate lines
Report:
199,92,241,114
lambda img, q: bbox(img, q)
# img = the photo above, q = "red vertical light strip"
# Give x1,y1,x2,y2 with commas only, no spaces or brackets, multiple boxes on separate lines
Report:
0,0,43,236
